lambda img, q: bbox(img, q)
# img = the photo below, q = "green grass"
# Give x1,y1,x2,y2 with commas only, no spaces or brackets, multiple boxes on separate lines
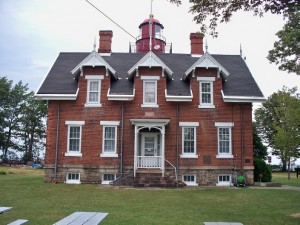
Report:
0,167,300,225
272,172,300,187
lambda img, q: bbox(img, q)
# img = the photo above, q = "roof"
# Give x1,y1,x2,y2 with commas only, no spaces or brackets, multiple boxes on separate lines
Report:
35,51,264,102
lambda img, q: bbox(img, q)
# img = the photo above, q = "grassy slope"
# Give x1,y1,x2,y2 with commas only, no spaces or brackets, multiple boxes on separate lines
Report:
0,167,299,225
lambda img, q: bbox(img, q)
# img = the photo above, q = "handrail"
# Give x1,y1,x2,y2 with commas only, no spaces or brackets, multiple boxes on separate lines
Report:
110,171,133,186
165,159,178,181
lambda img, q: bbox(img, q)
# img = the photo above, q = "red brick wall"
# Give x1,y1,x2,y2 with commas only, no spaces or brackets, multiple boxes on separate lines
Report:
45,65,254,183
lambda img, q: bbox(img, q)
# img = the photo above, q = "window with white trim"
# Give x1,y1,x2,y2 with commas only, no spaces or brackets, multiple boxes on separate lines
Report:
197,77,215,108
183,174,198,186
179,122,199,158
65,121,85,157
85,75,104,107
141,76,159,107
217,174,231,186
215,122,234,158
100,121,120,157
66,172,80,184
102,173,116,184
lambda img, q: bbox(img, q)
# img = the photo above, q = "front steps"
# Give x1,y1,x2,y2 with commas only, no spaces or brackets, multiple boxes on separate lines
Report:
111,169,186,188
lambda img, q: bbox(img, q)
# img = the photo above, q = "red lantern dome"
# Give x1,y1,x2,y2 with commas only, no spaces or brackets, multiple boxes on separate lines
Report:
136,14,166,53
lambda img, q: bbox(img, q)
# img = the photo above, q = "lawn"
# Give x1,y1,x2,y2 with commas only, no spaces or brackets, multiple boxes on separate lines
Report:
0,167,299,225
272,172,300,187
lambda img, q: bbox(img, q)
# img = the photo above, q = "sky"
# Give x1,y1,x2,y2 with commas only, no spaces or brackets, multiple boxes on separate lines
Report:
1,0,299,164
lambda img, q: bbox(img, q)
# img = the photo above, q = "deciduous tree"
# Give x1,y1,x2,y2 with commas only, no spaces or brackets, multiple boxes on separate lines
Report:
255,87,300,179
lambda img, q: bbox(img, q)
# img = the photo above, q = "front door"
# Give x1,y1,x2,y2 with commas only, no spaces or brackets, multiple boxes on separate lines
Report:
142,133,158,156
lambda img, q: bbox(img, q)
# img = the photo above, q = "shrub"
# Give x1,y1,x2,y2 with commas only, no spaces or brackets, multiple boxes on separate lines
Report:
0,171,7,175
254,157,272,182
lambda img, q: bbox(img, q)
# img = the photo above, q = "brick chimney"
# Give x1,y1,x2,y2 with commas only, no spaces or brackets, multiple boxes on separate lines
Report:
98,30,113,54
190,33,204,55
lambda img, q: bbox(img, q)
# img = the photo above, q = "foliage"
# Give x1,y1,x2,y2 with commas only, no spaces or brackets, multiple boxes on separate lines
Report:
253,122,268,160
267,7,300,75
255,87,300,176
254,157,272,182
0,170,7,175
168,0,299,75
0,76,47,162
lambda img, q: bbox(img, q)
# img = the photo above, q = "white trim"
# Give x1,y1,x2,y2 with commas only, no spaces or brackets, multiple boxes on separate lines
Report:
65,121,85,125
214,122,234,127
197,77,216,81
179,122,199,127
100,121,120,126
141,76,160,80
142,79,158,107
34,89,79,100
216,174,231,186
165,89,193,102
65,152,82,157
221,90,266,103
182,174,198,186
100,153,118,158
66,172,81,184
107,88,135,101
216,154,234,159
85,75,104,80
180,154,198,159
101,173,116,184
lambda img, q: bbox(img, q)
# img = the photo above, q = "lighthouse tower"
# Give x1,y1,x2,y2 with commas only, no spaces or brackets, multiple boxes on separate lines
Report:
135,14,166,53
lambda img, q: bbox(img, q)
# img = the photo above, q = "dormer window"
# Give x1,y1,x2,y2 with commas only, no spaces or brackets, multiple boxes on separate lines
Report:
141,76,160,107
85,75,104,107
197,77,215,108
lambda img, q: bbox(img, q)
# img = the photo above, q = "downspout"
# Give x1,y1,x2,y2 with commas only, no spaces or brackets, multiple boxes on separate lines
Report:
54,101,60,181
240,105,244,174
176,103,179,177
120,101,124,175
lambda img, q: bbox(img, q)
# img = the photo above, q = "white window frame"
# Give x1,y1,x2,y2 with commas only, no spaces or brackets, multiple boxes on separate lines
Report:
179,122,199,158
101,173,116,184
215,122,234,158
66,172,81,184
65,121,85,157
182,174,198,186
141,76,160,108
217,174,231,186
100,121,120,158
85,75,104,107
197,77,215,108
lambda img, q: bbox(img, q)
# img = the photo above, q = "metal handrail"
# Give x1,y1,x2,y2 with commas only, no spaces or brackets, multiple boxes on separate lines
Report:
109,171,133,185
165,159,178,181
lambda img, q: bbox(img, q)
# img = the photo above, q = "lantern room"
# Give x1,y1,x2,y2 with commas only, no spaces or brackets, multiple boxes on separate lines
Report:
136,14,166,53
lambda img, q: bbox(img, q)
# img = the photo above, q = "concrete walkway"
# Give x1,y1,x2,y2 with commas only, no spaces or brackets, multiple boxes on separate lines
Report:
249,185,300,191
203,223,243,225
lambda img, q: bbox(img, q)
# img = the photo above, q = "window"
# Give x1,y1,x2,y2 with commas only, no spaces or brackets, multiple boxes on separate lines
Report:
197,77,215,108
102,173,116,184
66,172,80,184
85,75,104,107
183,174,198,186
217,174,231,186
215,122,234,158
65,121,85,157
141,76,159,107
179,122,199,158
100,121,120,157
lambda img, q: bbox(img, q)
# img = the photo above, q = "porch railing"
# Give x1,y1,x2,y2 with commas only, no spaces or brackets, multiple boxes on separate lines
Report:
137,156,162,168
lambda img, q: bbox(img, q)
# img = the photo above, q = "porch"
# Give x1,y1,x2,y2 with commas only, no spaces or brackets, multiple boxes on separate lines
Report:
131,119,170,177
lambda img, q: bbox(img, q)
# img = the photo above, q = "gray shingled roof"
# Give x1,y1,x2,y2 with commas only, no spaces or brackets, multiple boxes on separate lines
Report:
36,52,264,99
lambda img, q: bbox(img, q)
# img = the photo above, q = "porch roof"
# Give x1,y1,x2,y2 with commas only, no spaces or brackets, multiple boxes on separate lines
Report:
130,119,170,127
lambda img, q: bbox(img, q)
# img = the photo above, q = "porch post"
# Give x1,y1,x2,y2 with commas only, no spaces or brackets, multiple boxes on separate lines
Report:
134,125,138,177
161,126,165,177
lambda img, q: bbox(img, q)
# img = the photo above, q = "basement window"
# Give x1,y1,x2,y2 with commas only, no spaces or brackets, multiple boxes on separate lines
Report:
217,174,231,186
66,172,80,184
102,173,116,184
183,174,198,186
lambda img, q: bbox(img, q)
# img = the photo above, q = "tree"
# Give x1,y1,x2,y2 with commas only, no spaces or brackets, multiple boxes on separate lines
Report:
253,122,268,160
19,92,47,163
0,77,29,159
267,8,300,75
168,0,299,75
255,87,300,179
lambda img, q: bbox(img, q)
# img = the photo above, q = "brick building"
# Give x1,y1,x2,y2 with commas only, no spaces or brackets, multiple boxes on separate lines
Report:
35,15,264,186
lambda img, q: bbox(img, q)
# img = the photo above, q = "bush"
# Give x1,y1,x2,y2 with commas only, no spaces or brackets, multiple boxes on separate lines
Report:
254,157,272,182
0,171,7,175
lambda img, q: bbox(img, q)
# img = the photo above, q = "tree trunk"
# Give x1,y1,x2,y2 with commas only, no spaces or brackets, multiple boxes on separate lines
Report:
288,157,291,180
282,160,287,172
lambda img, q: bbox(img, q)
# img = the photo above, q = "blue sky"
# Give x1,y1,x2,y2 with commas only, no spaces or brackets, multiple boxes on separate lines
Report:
1,0,299,164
